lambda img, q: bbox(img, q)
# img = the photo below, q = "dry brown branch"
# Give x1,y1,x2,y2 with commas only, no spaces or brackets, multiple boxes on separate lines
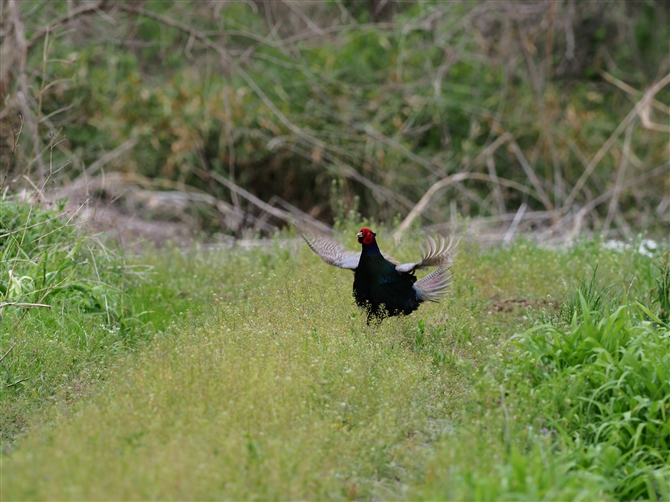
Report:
554,161,670,240
361,123,442,177
277,21,398,46
502,202,528,244
197,168,291,224
1,114,23,193
507,137,553,211
269,196,332,232
486,153,506,214
81,138,138,178
463,132,513,172
639,103,670,133
602,119,634,235
394,171,544,241
517,14,565,206
0,302,52,309
599,69,670,115
26,0,109,49
7,0,47,181
252,195,332,234
221,88,241,215
427,209,555,232
260,132,414,213
0,342,17,363
598,70,670,133
7,377,30,387
562,73,670,212
280,1,325,35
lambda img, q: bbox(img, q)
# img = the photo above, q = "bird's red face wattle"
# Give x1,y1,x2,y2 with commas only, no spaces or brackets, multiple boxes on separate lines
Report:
357,228,375,245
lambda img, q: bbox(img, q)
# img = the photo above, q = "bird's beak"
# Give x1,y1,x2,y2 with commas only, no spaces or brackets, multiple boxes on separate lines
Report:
357,231,363,238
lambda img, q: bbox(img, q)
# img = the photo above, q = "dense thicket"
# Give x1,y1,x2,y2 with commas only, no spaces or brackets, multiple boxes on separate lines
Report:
1,0,668,236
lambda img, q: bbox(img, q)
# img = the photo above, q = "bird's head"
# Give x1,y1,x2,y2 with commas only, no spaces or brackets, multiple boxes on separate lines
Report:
357,228,376,245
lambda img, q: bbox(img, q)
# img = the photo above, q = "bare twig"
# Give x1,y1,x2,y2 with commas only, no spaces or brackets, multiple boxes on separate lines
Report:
27,0,109,49
602,119,635,235
260,131,414,213
361,123,442,177
9,0,47,181
221,88,241,215
81,138,138,178
197,168,291,224
486,153,506,215
1,114,24,193
599,69,670,115
517,14,564,206
555,161,670,240
503,203,528,244
0,302,52,309
562,73,670,213
508,138,553,211
639,103,670,133
7,377,30,387
0,343,17,364
477,131,514,163
280,1,324,35
394,171,543,241
253,195,331,234
598,70,670,132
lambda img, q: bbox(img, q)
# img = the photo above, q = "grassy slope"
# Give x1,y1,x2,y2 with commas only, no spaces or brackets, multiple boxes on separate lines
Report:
1,229,665,499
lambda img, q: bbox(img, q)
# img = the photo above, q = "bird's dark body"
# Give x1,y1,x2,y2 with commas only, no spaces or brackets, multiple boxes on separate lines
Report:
295,224,454,323
353,241,420,319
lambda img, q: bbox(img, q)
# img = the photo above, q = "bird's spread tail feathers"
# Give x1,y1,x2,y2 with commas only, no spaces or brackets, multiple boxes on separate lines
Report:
413,266,453,302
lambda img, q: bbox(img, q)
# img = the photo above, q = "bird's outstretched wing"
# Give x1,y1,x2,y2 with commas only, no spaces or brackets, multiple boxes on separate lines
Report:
296,222,411,270
395,235,457,273
295,224,360,270
414,266,454,302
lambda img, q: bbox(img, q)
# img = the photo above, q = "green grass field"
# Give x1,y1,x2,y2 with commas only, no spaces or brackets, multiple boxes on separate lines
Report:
2,212,669,500
2,2,668,499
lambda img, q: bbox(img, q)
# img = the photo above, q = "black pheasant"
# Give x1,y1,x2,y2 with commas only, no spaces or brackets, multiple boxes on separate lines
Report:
297,225,455,322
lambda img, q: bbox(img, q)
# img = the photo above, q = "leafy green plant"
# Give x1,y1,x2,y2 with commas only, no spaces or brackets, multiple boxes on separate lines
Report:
558,264,611,324
0,198,143,443
514,293,670,499
0,199,127,326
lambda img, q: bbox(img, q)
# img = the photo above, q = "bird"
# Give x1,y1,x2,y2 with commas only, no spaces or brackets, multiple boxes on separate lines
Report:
296,224,456,323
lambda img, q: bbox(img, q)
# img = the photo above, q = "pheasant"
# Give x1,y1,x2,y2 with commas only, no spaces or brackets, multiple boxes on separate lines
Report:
296,225,456,322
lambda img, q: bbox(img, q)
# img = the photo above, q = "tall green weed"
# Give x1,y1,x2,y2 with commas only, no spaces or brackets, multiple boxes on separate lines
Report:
0,199,138,443
514,293,670,499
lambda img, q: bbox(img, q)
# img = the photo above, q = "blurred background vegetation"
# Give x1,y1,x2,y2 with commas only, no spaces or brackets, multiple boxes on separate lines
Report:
1,0,669,240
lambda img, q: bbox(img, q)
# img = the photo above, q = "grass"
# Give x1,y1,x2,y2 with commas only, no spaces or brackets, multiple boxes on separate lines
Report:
0,199,225,445
510,296,670,499
1,219,669,499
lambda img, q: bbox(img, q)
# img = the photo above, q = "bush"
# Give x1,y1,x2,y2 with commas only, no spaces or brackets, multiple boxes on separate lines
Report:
2,1,668,234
